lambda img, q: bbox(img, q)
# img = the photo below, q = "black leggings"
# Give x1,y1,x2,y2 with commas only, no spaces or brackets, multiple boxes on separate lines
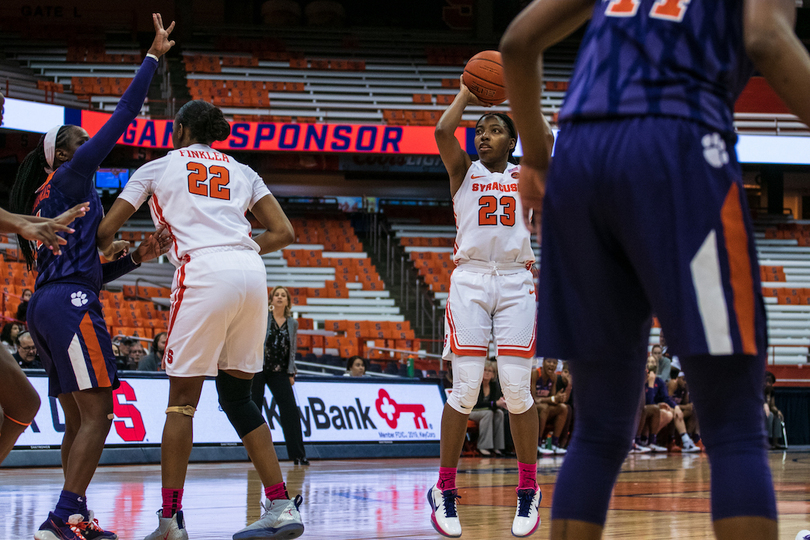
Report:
251,370,306,460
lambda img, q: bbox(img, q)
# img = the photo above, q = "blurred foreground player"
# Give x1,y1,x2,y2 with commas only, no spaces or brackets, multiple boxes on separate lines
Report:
502,0,810,538
98,100,301,540
0,202,89,465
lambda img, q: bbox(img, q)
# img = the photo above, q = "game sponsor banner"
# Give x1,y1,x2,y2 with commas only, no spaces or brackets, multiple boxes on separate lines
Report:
15,376,444,447
3,97,807,163
79,110,461,155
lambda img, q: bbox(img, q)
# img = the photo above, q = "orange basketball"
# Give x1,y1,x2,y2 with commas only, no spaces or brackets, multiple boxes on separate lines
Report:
462,50,506,106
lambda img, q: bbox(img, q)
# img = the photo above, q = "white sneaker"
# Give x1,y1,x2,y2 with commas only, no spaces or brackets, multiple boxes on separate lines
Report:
681,441,701,453
552,445,567,455
537,446,553,456
648,443,667,453
143,510,188,540
630,442,651,454
795,530,810,540
511,488,542,537
427,485,462,537
233,495,304,540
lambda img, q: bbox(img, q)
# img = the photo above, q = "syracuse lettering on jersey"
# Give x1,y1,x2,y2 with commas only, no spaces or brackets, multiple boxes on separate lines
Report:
178,149,230,162
471,182,519,192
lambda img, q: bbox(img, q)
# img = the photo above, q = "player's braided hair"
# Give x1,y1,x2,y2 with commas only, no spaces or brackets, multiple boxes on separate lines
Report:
477,112,518,164
9,125,73,270
176,100,231,144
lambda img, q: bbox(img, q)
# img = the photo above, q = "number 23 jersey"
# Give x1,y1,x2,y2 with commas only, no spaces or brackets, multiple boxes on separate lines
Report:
452,160,534,266
119,143,271,267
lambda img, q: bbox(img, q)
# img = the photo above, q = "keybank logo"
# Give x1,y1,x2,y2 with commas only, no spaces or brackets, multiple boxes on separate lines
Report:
375,388,428,430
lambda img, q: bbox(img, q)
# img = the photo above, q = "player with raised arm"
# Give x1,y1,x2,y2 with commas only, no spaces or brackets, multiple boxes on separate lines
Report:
428,78,553,538
97,99,302,540
9,14,174,540
501,0,810,539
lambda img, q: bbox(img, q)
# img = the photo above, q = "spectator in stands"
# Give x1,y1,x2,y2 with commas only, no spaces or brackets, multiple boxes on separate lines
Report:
558,361,574,449
668,371,701,451
1,322,22,354
651,343,671,383
764,371,786,450
16,288,32,323
532,357,568,455
114,335,132,358
127,341,146,369
638,357,682,452
251,286,308,466
113,337,137,371
469,360,507,456
346,355,367,377
138,332,167,372
13,331,42,370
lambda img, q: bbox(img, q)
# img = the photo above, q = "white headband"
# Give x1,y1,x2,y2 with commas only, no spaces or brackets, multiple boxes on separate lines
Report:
43,124,63,174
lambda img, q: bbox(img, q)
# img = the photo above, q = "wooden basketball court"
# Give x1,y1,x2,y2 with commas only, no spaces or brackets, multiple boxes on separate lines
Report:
2,451,808,539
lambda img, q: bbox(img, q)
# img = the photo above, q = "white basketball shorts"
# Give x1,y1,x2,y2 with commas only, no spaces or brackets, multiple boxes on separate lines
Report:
164,248,268,377
443,263,537,360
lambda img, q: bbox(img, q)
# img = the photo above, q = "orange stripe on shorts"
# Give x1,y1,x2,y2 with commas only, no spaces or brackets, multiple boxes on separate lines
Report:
80,311,111,387
721,183,757,355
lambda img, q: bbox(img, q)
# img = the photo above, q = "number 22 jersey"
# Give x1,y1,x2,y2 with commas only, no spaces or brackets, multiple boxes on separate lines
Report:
119,143,271,267
452,160,534,266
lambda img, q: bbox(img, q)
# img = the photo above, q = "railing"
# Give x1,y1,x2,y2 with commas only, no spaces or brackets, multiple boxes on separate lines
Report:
366,345,444,372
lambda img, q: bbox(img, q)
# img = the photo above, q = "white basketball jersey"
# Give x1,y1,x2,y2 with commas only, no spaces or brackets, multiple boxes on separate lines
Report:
452,160,534,266
119,143,271,267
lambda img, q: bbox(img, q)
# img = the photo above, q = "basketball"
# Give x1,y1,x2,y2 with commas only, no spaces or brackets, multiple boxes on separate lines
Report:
462,50,506,106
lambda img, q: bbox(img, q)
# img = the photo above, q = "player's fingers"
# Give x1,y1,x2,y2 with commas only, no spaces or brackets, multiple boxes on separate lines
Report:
152,13,160,31
166,21,175,35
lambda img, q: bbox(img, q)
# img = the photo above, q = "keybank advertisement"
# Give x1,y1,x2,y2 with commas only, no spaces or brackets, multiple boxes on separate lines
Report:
15,377,444,447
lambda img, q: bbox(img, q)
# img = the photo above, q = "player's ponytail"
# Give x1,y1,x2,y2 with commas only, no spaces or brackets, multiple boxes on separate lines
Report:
175,100,231,145
9,125,71,270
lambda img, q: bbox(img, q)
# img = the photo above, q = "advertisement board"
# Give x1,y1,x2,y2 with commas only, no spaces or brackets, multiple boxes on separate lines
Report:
14,376,445,448
2,97,808,164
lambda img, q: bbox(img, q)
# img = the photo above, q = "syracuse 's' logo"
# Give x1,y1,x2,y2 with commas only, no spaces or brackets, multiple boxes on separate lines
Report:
375,388,428,429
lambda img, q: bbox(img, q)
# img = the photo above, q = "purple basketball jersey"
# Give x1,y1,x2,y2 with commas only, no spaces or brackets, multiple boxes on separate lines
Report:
559,0,754,134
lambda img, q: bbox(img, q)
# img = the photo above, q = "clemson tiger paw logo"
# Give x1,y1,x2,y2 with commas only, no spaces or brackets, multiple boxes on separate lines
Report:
702,133,729,169
71,291,88,307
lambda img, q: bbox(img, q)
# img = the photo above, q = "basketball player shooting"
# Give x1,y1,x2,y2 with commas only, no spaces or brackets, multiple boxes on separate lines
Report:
427,73,553,538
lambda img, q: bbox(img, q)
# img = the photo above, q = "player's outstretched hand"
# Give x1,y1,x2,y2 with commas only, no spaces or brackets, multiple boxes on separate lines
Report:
147,13,176,59
519,163,546,241
18,202,89,255
133,225,172,264
459,75,488,108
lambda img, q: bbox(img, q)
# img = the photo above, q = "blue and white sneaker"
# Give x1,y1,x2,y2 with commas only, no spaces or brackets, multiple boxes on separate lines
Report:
795,530,810,540
232,495,304,540
34,513,87,540
427,485,462,537
78,510,117,540
512,488,542,537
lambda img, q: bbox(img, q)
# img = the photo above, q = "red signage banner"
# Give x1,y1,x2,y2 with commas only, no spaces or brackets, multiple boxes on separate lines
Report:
80,110,463,155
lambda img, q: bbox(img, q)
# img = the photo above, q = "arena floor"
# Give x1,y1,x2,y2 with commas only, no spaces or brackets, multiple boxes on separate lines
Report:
2,451,809,539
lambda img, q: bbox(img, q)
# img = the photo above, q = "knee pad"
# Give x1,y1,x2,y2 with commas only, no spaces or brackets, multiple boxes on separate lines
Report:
446,356,485,415
216,371,266,438
496,356,534,414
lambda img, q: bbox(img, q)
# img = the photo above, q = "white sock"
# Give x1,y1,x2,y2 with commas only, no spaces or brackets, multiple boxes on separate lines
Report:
681,433,693,445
